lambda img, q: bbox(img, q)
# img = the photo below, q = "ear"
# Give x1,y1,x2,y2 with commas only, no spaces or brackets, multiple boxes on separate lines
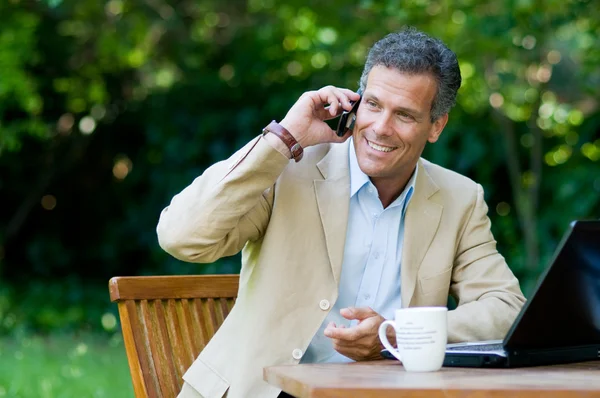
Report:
427,113,448,143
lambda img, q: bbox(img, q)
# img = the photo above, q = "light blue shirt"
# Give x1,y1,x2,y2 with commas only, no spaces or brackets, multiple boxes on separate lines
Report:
301,138,417,363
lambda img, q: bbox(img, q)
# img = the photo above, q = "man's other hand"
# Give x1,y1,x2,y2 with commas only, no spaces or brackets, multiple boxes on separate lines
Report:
323,307,396,361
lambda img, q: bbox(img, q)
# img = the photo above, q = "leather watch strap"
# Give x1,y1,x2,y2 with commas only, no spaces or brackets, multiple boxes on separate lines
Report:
262,120,303,162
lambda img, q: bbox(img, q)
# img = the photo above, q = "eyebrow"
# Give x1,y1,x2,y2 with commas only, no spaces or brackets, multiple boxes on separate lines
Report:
366,93,425,120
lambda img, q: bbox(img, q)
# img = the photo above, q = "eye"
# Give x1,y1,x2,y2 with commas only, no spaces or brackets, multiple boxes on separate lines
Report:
397,111,414,121
366,100,378,108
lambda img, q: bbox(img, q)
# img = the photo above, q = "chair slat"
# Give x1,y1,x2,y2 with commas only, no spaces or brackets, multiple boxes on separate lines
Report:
128,300,160,398
154,300,181,393
142,300,178,398
165,298,189,377
174,300,196,365
110,275,239,398
205,298,219,337
118,302,149,398
226,297,236,313
181,299,201,359
192,298,211,351
215,298,225,327
219,298,230,326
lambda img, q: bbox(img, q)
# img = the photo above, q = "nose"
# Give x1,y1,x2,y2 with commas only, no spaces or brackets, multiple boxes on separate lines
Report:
371,112,394,136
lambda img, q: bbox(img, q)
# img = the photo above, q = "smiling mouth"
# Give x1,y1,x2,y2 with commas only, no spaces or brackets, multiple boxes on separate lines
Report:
366,139,397,153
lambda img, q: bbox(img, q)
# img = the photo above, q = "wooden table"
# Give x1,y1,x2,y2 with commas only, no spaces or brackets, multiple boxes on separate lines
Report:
264,360,600,397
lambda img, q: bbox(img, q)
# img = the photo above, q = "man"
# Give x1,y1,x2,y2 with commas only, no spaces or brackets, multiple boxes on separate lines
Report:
157,27,526,398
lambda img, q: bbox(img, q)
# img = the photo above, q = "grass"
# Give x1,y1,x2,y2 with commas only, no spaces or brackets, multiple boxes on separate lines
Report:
0,332,134,398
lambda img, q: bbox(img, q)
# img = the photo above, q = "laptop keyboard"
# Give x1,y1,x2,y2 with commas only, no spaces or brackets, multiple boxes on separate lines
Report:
447,343,504,351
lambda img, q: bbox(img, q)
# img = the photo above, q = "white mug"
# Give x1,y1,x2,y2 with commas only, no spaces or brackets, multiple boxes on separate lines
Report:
378,307,448,372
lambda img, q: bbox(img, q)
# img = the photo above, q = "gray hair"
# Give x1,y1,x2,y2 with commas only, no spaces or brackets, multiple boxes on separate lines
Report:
358,27,461,122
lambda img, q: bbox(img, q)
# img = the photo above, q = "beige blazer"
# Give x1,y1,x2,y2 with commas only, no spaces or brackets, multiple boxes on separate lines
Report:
157,136,525,398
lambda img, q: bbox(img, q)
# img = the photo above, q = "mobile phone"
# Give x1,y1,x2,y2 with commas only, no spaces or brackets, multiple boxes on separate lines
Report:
336,97,361,137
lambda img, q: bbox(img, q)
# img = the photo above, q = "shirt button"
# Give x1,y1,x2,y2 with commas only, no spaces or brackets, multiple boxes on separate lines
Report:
292,349,303,360
319,299,330,311
373,252,380,259
364,294,371,300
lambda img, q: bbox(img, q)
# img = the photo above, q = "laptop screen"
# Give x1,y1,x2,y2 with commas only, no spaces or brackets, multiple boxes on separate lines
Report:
504,220,600,350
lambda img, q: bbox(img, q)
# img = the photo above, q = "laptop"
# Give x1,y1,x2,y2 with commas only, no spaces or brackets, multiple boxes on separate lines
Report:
442,220,600,367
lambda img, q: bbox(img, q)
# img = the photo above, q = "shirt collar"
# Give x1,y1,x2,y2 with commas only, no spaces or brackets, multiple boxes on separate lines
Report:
348,137,418,206
349,137,370,197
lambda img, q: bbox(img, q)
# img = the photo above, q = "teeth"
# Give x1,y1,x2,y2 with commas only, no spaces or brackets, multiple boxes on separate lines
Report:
367,140,396,152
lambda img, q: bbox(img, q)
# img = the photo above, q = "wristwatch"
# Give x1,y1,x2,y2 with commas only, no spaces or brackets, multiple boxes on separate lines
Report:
262,120,304,162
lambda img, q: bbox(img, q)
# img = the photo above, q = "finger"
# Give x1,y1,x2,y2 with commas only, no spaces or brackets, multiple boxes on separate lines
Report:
311,98,341,121
331,338,368,350
313,87,339,117
340,307,378,321
316,87,352,116
326,93,339,117
326,87,360,110
311,86,359,116
323,321,337,336
324,325,362,341
338,89,361,110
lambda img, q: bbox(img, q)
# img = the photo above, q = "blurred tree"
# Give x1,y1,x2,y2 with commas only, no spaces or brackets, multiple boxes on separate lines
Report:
0,0,598,331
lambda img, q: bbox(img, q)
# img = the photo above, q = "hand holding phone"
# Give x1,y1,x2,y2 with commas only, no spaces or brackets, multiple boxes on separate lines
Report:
336,97,361,137
279,87,360,149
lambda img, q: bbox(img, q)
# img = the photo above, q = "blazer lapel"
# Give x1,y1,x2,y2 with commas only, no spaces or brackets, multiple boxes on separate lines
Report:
401,159,443,307
315,141,351,285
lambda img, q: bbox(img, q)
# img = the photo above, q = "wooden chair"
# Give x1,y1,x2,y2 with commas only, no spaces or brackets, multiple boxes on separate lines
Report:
109,274,239,398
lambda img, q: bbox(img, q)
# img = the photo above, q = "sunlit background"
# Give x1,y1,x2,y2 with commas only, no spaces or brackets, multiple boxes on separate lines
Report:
0,0,599,396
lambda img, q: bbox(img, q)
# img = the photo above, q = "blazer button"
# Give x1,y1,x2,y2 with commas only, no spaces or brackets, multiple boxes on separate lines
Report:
319,299,330,311
292,349,303,360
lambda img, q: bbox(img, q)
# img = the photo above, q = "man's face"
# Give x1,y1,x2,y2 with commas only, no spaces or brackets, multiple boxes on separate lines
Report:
353,65,448,187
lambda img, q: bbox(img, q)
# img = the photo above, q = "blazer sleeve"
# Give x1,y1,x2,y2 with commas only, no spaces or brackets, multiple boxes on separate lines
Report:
447,184,526,342
156,135,291,263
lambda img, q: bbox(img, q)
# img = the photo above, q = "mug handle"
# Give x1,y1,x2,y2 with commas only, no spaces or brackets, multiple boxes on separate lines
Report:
378,320,403,362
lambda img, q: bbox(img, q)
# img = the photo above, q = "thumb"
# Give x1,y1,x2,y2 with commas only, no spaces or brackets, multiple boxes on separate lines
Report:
340,307,377,321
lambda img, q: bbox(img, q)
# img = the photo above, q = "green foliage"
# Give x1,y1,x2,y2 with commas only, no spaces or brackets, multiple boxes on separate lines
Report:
0,332,132,397
0,279,118,334
0,2,45,152
0,0,599,332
